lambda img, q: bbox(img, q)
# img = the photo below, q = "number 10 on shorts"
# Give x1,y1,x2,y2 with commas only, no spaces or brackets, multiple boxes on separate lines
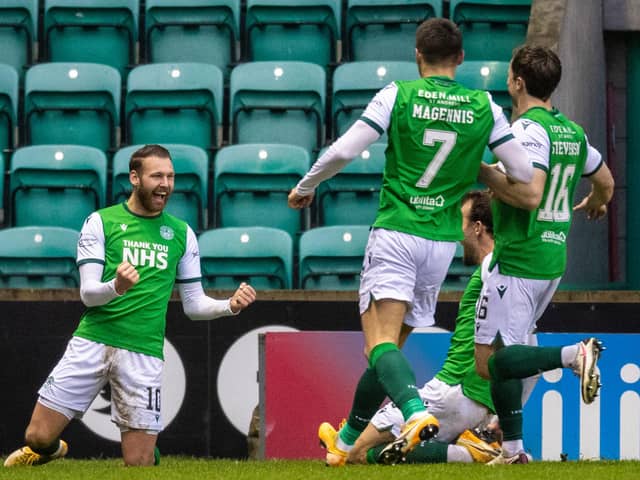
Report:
146,387,161,412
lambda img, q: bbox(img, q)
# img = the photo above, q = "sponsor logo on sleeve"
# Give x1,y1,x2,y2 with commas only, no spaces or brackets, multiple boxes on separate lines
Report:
78,233,99,248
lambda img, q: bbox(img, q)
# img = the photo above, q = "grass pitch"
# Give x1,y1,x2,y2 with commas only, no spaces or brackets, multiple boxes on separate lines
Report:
1,457,639,480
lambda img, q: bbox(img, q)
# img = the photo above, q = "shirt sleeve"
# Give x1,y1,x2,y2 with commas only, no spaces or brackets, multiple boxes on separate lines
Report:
359,82,398,134
511,118,551,171
583,135,604,176
295,120,380,195
178,282,236,320
486,93,516,149
176,225,202,284
79,262,121,307
77,212,105,266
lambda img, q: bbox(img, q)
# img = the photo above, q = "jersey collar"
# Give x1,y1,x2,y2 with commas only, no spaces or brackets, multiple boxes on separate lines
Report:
424,75,456,86
122,201,164,220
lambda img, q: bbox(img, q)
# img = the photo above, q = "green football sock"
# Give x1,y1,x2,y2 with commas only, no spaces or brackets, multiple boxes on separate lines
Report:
153,446,160,466
366,441,448,464
490,377,523,441
339,367,387,445
404,441,449,463
370,343,424,421
490,345,563,381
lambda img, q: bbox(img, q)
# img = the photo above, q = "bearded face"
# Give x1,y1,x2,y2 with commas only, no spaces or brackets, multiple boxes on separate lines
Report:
133,174,172,214
129,156,175,216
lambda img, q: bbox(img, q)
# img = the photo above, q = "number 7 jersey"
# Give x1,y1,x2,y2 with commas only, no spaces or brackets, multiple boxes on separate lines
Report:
491,107,603,279
362,76,514,241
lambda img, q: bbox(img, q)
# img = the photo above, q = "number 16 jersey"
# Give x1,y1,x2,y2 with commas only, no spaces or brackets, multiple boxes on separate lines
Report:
491,107,603,279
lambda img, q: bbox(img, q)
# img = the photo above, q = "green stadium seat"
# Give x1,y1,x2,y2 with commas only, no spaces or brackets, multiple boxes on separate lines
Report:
332,60,417,140
317,143,385,226
112,144,209,232
0,0,37,78
0,64,18,151
345,0,442,61
450,0,531,61
455,60,511,117
441,242,475,290
0,226,80,288
299,225,369,289
230,61,326,152
214,143,311,239
245,0,340,68
44,0,139,75
24,62,121,151
10,145,107,230
145,0,240,79
198,226,293,289
125,62,224,153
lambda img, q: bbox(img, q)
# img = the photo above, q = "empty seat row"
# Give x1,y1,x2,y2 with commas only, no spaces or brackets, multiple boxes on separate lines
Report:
2,133,496,236
0,59,512,153
199,225,370,290
1,1,531,76
1,143,387,235
0,224,475,290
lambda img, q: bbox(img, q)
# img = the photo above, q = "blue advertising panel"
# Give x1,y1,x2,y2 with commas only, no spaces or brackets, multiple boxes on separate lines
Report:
524,333,640,461
401,332,640,460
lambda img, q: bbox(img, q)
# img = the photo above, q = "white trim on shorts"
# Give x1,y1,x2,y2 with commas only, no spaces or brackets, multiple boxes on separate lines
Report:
358,228,456,328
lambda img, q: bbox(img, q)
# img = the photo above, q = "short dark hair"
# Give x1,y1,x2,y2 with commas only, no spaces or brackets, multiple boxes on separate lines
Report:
511,45,562,101
129,144,172,173
416,18,463,64
462,190,493,235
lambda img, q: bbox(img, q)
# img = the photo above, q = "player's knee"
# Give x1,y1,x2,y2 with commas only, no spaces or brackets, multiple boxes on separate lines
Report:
122,450,154,466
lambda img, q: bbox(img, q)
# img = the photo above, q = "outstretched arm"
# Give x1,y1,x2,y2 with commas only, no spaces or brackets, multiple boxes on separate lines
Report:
289,81,398,209
288,120,380,208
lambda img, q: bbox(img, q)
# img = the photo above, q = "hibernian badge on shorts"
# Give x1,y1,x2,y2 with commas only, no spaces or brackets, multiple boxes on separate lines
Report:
160,225,175,240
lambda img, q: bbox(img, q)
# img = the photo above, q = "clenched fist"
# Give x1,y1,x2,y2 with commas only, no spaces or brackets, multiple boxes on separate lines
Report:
288,188,314,209
114,261,140,295
230,282,257,313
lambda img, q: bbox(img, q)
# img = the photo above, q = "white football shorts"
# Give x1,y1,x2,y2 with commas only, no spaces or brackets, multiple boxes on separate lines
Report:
38,336,164,433
359,228,456,328
475,263,561,346
370,377,493,443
